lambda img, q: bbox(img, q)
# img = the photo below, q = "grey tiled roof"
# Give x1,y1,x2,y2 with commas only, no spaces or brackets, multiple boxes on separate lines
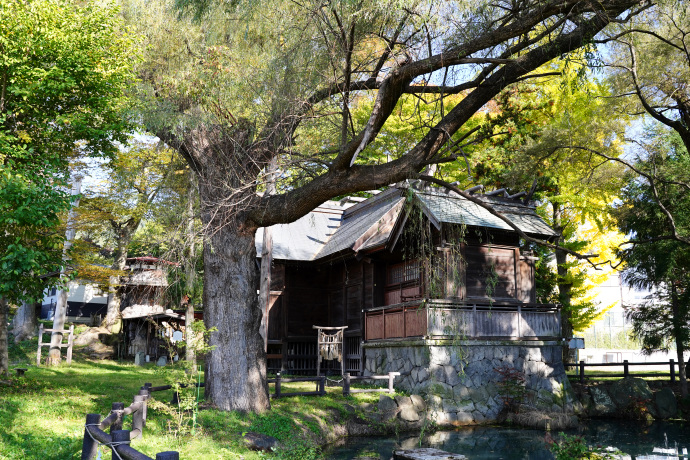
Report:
255,201,349,261
255,186,557,262
315,191,404,258
415,189,558,238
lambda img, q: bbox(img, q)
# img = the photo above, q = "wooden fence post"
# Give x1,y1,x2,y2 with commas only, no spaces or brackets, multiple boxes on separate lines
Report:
111,402,125,432
579,361,585,384
623,360,629,378
388,372,395,393
132,395,146,438
343,373,350,396
275,372,281,398
670,359,676,382
110,430,130,458
37,324,43,366
81,413,100,460
319,376,325,396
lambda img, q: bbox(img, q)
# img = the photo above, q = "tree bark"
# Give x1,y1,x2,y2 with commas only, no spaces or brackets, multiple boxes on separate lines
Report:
202,217,269,412
0,296,9,377
12,300,38,343
184,173,198,367
671,283,688,396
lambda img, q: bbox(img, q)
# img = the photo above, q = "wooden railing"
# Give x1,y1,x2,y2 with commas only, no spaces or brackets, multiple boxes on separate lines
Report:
269,373,326,398
566,359,690,384
82,383,179,460
342,372,399,395
269,372,398,397
364,301,560,341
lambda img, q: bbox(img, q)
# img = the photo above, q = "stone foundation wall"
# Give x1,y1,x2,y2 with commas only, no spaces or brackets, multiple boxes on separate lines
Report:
363,339,578,425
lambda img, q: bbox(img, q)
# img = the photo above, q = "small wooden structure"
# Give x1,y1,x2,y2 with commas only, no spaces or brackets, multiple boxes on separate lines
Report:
37,323,73,365
313,325,347,376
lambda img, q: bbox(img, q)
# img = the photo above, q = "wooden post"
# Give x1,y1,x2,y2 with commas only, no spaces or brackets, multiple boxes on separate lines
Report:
81,413,100,460
132,395,146,438
156,452,180,460
66,324,74,365
623,360,629,378
139,387,150,425
388,372,395,393
579,361,585,384
343,373,351,396
110,430,130,458
37,323,43,366
275,372,281,398
111,402,125,432
670,359,676,382
316,332,322,377
319,376,325,396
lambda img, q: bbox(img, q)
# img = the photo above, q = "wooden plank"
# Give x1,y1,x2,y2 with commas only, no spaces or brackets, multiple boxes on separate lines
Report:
365,313,384,340
384,310,404,338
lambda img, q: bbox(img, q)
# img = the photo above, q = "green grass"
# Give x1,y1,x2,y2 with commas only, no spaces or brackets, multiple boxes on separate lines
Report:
1,339,392,460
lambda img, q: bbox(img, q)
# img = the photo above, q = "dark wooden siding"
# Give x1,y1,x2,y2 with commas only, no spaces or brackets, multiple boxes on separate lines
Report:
518,257,536,303
267,293,284,340
285,266,329,336
465,246,517,300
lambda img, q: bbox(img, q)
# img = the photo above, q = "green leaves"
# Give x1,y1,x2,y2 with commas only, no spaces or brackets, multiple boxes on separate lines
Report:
0,0,139,303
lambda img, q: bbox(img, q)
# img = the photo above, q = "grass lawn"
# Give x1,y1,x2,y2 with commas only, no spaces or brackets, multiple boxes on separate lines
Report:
1,337,392,460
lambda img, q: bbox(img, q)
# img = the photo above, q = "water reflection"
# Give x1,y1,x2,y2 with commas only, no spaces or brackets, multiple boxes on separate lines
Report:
326,420,690,460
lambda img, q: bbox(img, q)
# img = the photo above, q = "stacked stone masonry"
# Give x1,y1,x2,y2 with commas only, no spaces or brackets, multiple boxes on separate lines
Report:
363,340,577,426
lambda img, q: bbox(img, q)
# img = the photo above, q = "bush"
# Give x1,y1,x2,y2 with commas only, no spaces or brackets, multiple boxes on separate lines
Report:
550,433,621,460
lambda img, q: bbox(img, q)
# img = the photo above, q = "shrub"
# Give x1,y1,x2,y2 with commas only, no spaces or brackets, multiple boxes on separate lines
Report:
495,366,527,413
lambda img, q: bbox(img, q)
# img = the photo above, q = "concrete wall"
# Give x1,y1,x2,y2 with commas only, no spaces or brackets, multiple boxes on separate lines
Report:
363,339,577,425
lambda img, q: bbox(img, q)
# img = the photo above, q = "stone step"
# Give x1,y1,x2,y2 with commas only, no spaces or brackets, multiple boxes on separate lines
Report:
393,448,467,460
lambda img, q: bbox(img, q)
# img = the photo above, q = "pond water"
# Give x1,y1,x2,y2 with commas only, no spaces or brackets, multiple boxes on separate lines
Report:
325,420,690,460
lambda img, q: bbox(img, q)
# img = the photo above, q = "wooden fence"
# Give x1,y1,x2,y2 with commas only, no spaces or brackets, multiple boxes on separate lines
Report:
342,372,400,395
364,301,561,341
268,372,400,398
269,373,326,398
566,359,690,384
81,383,179,460
37,323,74,365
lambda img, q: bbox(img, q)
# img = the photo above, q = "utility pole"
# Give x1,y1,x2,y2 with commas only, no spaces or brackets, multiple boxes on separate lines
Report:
47,176,82,365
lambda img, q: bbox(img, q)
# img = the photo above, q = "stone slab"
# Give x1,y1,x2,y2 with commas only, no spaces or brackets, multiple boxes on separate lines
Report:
394,448,466,460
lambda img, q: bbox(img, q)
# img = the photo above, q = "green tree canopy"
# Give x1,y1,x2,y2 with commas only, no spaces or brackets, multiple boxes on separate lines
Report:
616,127,690,396
0,0,138,374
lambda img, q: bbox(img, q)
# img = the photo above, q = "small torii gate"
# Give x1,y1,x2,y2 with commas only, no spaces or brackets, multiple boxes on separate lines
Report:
313,325,347,377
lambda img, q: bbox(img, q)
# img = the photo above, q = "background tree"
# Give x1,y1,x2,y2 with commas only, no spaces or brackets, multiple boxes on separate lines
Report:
351,67,628,356
616,128,690,396
0,0,137,374
126,0,645,412
79,141,176,331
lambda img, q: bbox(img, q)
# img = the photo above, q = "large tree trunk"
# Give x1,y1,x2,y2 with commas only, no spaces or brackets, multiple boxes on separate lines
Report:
202,216,269,412
0,296,9,377
12,300,38,343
